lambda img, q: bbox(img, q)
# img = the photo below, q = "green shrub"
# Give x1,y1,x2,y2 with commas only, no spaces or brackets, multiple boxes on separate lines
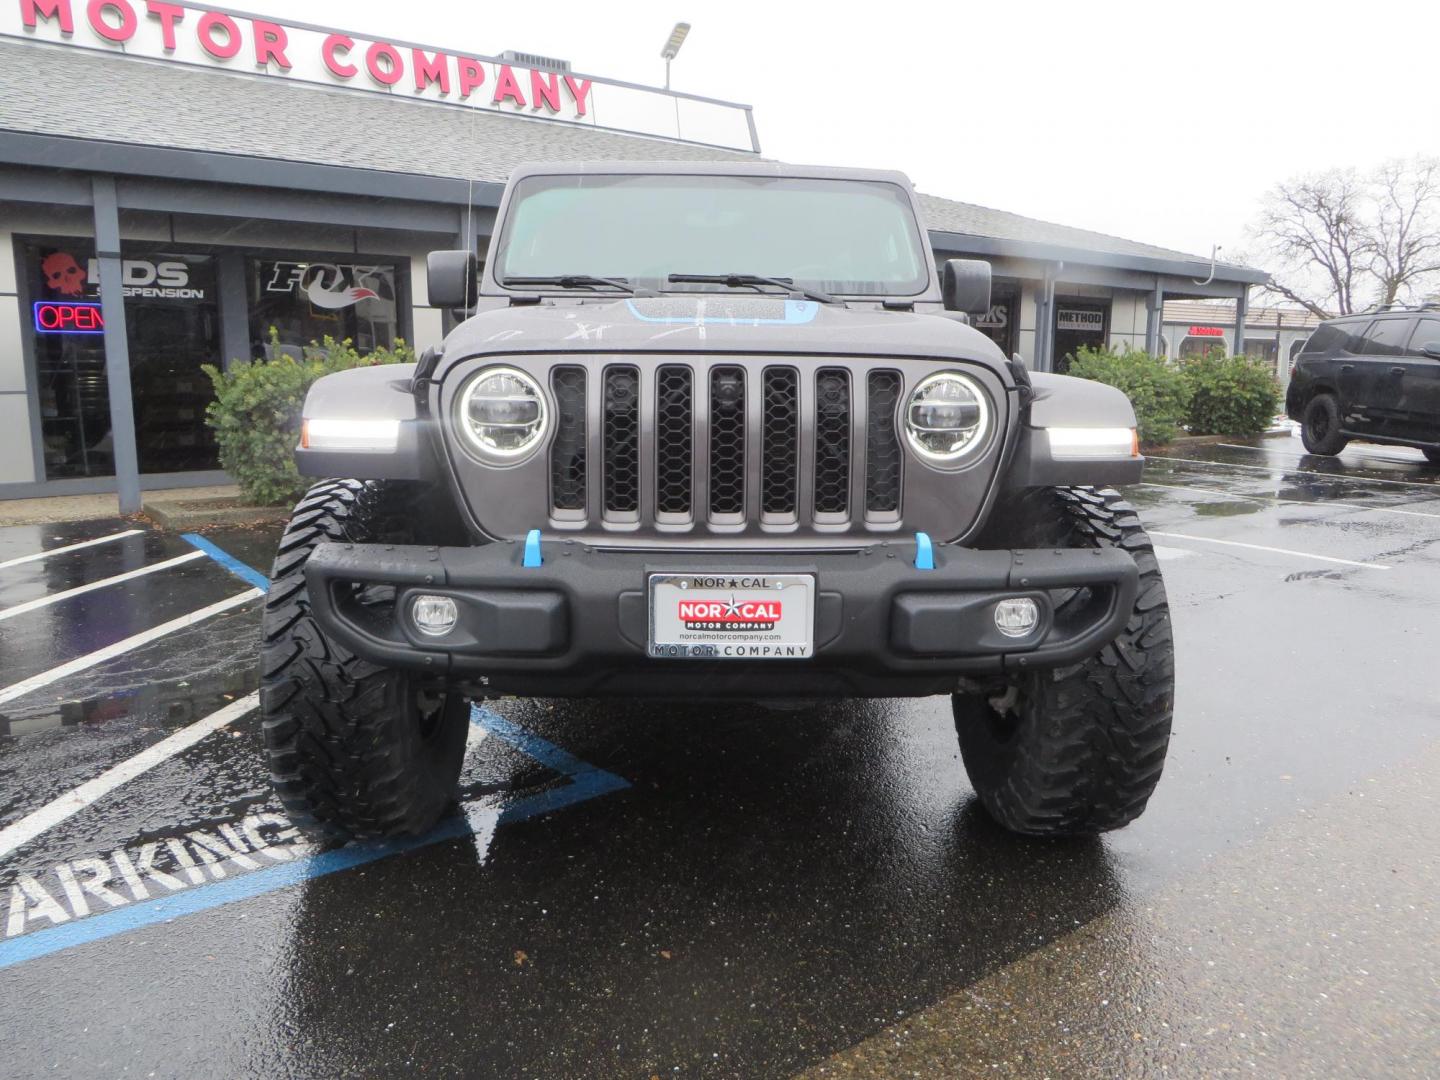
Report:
1181,350,1281,437
1065,345,1191,447
203,331,414,506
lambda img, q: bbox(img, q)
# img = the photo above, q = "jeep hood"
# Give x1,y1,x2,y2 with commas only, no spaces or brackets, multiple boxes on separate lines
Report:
437,295,1007,369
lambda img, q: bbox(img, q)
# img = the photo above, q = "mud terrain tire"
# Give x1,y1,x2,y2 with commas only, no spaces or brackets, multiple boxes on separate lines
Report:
953,487,1174,836
260,479,469,842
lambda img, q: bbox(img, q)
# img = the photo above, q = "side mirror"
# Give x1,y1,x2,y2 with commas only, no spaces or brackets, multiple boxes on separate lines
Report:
941,258,991,316
1422,342,1440,360
426,249,479,309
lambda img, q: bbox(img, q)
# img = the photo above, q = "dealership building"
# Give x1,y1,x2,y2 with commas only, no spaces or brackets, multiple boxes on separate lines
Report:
0,1,1267,507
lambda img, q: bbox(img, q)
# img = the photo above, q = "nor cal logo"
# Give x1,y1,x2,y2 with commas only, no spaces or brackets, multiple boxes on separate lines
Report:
678,597,782,632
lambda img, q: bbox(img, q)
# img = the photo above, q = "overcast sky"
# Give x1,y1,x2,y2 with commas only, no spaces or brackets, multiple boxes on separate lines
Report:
295,0,1440,263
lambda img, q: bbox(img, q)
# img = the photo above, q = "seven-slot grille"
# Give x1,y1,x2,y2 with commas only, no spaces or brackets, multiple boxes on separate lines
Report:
552,362,906,528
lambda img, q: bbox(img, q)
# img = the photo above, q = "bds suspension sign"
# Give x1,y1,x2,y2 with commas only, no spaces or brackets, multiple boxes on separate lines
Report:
3,0,756,149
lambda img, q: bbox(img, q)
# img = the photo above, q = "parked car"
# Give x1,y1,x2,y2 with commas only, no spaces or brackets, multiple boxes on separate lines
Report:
1287,307,1440,463
262,162,1174,840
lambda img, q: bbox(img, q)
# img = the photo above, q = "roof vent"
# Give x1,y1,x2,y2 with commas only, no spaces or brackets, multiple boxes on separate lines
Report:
500,50,572,72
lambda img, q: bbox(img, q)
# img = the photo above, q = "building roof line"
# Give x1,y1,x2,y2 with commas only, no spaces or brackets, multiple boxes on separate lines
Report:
928,228,1269,286
921,190,1256,275
0,129,501,208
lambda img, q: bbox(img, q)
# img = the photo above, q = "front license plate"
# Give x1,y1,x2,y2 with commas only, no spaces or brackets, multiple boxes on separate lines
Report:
648,573,815,660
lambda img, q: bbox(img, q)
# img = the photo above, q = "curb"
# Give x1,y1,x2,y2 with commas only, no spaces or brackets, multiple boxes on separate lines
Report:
142,499,289,532
1159,434,1232,448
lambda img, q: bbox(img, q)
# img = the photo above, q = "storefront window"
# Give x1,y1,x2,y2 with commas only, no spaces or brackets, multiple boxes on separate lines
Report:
1179,335,1226,360
247,258,400,357
972,282,1018,356
26,239,110,480
1052,302,1109,373
1244,339,1278,364
127,254,222,473
23,240,223,479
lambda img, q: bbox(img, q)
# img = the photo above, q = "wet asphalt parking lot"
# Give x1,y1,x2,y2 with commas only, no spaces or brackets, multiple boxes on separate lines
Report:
1,435,1437,1079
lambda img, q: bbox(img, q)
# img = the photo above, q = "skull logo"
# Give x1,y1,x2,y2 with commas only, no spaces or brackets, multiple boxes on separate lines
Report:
42,251,86,297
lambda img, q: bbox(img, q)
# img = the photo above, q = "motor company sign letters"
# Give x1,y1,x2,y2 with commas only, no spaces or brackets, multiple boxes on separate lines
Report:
12,0,595,114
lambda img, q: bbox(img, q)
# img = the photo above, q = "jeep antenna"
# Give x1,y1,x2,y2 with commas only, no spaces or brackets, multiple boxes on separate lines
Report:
1192,244,1221,287
661,22,690,90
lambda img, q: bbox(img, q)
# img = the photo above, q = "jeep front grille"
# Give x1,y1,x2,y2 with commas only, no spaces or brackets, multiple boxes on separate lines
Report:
602,366,640,517
655,365,693,517
761,368,799,518
547,361,907,531
865,371,904,515
549,366,587,512
813,368,851,517
708,366,747,517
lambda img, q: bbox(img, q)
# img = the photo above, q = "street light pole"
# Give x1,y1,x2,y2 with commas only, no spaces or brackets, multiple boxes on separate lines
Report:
661,22,690,90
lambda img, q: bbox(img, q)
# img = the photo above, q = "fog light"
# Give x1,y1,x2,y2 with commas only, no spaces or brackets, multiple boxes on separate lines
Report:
994,597,1039,638
412,594,458,637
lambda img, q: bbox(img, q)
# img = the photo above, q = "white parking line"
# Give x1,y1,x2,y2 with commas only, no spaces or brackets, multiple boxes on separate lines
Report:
0,551,206,622
0,529,144,571
1148,454,1440,490
1152,545,1195,561
1148,531,1391,570
1140,482,1440,521
0,588,264,706
0,693,259,862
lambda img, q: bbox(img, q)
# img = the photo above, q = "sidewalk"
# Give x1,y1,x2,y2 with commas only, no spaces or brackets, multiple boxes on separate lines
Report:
0,485,241,528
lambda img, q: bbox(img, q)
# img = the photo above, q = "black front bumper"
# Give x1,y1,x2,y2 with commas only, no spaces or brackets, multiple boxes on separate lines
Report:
305,539,1139,698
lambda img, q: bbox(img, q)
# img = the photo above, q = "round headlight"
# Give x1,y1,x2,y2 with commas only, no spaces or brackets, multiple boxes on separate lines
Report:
904,372,990,463
457,366,548,461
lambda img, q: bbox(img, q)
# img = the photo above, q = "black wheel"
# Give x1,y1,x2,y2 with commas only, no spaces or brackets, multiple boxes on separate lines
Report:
260,479,470,842
1301,393,1349,455
953,487,1174,836
1422,448,1440,466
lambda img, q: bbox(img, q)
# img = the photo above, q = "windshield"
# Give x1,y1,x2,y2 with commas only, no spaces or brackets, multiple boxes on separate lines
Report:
493,174,930,296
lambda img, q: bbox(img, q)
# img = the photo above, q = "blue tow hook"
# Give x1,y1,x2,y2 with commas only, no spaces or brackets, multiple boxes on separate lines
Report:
914,531,934,571
522,528,543,568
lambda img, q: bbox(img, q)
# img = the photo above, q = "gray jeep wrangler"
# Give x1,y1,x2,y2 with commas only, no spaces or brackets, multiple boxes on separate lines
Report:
262,162,1173,841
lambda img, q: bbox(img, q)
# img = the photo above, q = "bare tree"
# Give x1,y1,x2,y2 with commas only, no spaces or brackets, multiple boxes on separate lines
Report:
1248,158,1440,318
1368,158,1440,307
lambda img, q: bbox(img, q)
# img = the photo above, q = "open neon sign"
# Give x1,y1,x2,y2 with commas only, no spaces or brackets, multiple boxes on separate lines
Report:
34,301,105,334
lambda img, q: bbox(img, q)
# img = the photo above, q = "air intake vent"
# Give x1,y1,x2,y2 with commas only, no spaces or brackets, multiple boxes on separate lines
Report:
549,366,587,512
655,365,693,517
761,368,799,517
709,366,746,517
813,368,851,516
865,371,903,515
603,366,639,516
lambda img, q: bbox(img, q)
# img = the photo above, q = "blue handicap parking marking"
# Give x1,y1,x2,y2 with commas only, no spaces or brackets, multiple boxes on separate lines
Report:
180,532,271,591
0,541,630,972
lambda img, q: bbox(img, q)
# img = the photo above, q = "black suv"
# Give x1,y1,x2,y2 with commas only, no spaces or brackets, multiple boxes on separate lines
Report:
1287,307,1440,463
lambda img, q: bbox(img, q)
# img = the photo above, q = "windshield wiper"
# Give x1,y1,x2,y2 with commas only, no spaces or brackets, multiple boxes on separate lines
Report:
666,273,841,305
502,275,639,294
